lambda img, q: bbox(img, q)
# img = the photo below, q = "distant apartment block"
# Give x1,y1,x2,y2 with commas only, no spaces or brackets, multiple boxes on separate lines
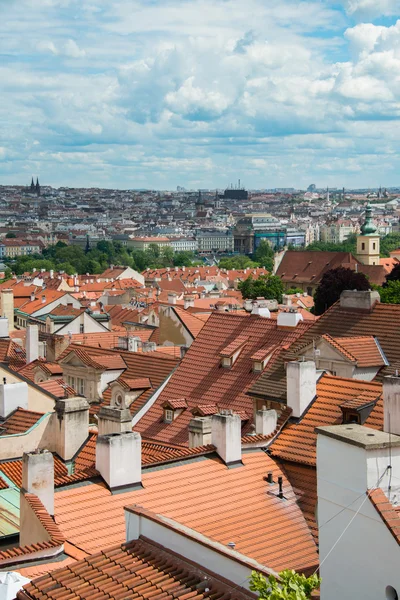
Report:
197,230,234,253
129,236,171,251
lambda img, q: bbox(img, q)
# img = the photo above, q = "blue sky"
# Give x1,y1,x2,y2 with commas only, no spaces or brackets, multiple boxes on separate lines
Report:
1,0,400,190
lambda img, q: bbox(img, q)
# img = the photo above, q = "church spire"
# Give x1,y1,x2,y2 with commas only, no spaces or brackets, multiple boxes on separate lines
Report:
360,203,377,235
35,177,40,197
30,177,35,192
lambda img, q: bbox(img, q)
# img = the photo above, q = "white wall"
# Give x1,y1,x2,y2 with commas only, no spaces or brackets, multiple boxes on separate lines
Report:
317,430,400,600
125,509,277,590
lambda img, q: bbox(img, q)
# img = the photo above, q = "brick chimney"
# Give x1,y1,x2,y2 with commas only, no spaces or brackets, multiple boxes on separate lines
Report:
211,410,242,466
26,324,39,364
96,431,142,491
286,360,317,418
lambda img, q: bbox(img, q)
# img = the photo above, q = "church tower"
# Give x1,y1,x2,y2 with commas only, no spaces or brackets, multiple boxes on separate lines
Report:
30,177,35,193
35,177,40,197
356,204,380,266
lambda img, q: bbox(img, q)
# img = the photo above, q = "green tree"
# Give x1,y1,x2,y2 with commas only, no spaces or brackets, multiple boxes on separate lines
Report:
378,280,400,304
314,267,370,315
238,274,284,302
384,262,400,285
249,569,320,600
0,267,13,282
253,240,274,271
173,251,195,266
5,232,16,238
219,255,258,269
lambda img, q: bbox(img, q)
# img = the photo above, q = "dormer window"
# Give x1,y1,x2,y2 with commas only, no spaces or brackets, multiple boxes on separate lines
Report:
250,344,278,373
164,408,174,422
162,398,188,422
219,336,248,369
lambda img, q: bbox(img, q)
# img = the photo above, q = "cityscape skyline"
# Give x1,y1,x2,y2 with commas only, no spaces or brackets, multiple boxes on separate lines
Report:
1,1,400,189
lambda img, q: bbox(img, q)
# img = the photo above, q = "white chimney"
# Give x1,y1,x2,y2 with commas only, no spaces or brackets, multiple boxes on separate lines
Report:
188,417,212,448
26,324,39,364
96,431,142,491
97,406,132,436
383,375,400,435
0,381,28,418
41,294,46,304
30,292,35,302
1,289,14,332
286,360,317,418
243,299,253,312
53,397,89,461
277,309,303,328
127,336,141,352
316,424,400,600
168,292,177,305
251,301,271,319
211,411,242,466
184,295,195,310
0,317,8,338
49,269,54,279
22,450,54,516
255,408,278,436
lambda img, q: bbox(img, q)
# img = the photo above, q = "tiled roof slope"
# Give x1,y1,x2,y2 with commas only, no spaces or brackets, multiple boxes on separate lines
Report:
0,408,44,436
69,330,154,348
280,462,318,542
74,431,215,471
368,488,400,546
58,342,178,416
19,537,255,600
135,312,311,445
173,306,209,338
54,450,318,573
276,251,359,284
0,456,68,487
270,374,382,466
332,335,387,367
0,493,65,566
250,300,400,401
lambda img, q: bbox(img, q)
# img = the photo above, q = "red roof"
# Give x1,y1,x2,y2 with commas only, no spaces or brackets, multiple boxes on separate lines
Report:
135,312,311,445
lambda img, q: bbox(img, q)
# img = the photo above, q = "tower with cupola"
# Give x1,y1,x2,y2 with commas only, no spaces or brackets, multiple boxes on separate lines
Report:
356,204,380,266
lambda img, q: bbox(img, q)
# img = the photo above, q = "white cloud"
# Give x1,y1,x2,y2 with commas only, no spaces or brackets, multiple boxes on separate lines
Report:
343,0,400,19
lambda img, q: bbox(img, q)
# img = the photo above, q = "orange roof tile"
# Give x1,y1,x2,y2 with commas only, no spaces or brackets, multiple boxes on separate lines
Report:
173,306,209,338
0,456,68,487
19,537,255,600
38,378,76,398
368,488,400,546
135,312,311,445
270,374,382,466
53,450,318,573
0,408,44,436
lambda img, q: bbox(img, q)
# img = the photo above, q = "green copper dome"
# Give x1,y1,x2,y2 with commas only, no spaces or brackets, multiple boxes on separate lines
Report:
360,204,377,235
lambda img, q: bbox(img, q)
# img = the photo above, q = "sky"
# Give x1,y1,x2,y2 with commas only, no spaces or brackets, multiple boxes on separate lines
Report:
1,0,400,190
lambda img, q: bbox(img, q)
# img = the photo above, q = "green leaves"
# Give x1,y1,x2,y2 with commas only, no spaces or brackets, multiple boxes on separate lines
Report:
238,275,284,303
249,569,320,600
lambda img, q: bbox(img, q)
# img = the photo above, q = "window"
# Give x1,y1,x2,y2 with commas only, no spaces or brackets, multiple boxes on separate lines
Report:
386,586,398,600
164,408,174,423
362,242,365,250
373,242,376,250
80,323,84,334
114,393,123,407
76,377,85,395
67,376,75,389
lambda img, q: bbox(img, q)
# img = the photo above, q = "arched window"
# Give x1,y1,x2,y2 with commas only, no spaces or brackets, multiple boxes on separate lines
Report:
386,585,398,600
114,393,123,408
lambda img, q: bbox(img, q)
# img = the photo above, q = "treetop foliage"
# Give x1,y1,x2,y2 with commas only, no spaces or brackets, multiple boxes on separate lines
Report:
313,267,370,315
249,569,320,600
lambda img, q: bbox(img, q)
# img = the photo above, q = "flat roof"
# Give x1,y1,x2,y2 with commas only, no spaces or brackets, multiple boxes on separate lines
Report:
316,424,400,450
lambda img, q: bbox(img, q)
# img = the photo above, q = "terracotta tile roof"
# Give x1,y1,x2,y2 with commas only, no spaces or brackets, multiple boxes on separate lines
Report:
0,475,8,489
241,405,292,445
99,267,126,279
368,488,400,545
18,290,66,315
49,304,84,317
250,300,400,401
163,397,188,409
69,330,153,349
17,557,76,579
0,493,65,567
220,335,248,357
135,312,311,445
192,403,218,416
173,306,209,338
118,377,152,391
0,456,68,487
19,537,255,600
38,378,76,398
250,343,279,361
330,335,387,367
0,408,44,436
280,462,318,542
0,338,26,370
270,374,382,466
60,346,127,371
276,251,359,284
53,450,318,572
74,431,215,472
